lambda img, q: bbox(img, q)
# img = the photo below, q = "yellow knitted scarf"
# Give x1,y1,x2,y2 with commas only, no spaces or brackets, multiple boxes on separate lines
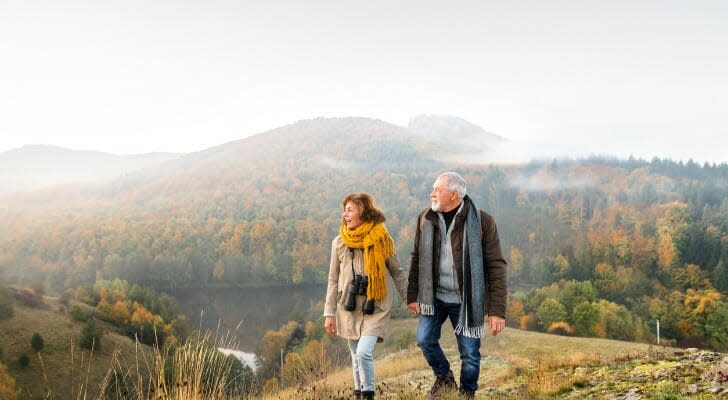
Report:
339,221,395,301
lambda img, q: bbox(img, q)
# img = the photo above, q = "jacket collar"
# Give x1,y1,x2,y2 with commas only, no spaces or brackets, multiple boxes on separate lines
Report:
424,195,472,224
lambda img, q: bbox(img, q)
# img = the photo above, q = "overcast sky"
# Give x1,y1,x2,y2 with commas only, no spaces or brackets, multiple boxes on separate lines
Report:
1,0,727,163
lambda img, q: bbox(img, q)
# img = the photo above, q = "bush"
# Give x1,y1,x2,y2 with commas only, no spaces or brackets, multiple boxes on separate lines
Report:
69,304,88,322
79,319,102,350
18,354,29,367
31,333,44,351
12,287,43,308
60,288,75,306
391,328,416,350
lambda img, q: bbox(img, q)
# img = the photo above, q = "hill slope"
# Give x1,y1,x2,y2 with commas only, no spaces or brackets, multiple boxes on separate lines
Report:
0,297,142,400
268,319,728,399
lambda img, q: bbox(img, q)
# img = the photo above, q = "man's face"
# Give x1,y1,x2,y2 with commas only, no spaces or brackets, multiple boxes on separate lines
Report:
430,177,459,212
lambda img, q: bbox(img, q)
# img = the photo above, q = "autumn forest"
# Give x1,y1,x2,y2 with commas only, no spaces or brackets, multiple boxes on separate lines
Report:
1,117,727,354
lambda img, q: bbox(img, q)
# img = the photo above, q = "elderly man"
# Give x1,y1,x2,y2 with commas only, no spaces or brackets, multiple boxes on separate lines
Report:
407,172,507,399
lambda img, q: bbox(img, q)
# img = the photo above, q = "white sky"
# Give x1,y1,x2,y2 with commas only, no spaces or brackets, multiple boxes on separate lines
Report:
1,0,727,163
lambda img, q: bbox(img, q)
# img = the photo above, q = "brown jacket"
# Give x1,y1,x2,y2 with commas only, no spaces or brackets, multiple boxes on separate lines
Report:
324,236,408,340
407,198,508,318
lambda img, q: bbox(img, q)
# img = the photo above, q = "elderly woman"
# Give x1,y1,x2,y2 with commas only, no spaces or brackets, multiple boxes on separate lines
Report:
324,192,408,400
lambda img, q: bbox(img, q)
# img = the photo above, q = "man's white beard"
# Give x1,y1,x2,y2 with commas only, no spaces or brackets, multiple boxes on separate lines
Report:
431,201,441,212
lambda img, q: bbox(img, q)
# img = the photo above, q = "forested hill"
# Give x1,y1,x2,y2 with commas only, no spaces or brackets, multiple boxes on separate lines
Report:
1,116,728,349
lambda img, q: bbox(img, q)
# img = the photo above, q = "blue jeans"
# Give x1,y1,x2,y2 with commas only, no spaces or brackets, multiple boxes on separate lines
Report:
348,335,378,392
416,298,481,392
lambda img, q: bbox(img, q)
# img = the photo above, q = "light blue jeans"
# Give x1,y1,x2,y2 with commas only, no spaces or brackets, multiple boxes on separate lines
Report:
348,335,378,392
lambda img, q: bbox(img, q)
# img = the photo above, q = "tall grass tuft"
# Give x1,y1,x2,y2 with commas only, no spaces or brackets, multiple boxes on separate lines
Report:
59,327,258,400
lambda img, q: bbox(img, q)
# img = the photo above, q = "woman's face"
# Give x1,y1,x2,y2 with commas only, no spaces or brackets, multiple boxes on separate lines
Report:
343,201,364,230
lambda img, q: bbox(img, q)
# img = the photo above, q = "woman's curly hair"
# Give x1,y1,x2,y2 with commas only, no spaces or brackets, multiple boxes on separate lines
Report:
341,192,386,224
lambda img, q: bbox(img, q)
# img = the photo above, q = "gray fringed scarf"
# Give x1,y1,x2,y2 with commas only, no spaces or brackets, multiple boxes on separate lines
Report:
417,196,485,338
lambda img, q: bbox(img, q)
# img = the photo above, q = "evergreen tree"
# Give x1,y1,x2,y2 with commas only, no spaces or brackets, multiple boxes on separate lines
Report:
18,354,29,368
31,333,44,351
79,319,102,350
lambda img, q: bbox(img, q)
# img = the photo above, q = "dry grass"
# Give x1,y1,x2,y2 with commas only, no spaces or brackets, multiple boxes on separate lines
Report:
263,318,677,399
4,303,689,400
0,297,139,400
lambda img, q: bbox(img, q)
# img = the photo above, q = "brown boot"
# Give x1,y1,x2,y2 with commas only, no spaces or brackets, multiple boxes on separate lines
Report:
361,390,375,400
425,370,457,399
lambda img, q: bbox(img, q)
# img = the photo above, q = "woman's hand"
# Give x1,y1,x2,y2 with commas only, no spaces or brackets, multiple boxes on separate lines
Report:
324,316,336,336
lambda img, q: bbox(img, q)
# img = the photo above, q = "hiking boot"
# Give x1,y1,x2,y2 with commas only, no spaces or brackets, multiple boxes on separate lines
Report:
458,388,475,399
353,389,362,399
361,390,375,400
425,370,457,399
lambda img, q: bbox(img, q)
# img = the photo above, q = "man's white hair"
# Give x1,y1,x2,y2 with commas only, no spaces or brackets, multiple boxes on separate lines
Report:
437,172,467,198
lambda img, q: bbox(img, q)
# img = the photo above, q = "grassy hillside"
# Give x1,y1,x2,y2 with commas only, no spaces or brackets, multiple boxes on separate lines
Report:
267,318,727,399
0,297,141,400
1,303,726,399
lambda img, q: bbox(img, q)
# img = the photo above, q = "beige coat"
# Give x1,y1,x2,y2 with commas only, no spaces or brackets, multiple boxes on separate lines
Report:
324,236,408,340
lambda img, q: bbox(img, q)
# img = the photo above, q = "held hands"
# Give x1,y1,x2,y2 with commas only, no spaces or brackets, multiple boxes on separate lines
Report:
407,301,420,315
324,316,336,336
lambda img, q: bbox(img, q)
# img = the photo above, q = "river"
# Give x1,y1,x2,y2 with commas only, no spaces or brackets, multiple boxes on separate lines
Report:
168,284,326,352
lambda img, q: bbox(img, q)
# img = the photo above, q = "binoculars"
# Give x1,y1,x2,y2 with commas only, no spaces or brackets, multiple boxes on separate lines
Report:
344,274,375,314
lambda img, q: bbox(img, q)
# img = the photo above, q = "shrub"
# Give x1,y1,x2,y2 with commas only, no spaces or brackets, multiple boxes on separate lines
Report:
547,321,575,336
18,354,29,367
59,288,75,306
79,319,102,350
13,287,43,308
68,304,88,322
31,333,44,351
391,328,416,350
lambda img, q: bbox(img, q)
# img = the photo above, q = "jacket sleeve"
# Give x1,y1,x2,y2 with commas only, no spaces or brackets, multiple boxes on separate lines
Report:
480,211,508,319
407,211,424,304
323,238,340,317
386,254,408,302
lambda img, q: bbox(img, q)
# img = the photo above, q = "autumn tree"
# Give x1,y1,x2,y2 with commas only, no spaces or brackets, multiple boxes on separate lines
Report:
536,298,567,330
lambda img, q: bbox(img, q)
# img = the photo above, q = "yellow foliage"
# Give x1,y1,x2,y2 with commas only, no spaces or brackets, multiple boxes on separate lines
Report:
520,313,538,331
547,321,574,336
677,319,694,336
108,300,131,325
507,299,525,328
0,362,18,400
684,289,722,315
130,303,162,326
263,377,279,395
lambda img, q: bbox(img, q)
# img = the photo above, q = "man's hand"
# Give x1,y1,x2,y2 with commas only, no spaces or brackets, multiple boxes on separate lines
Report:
407,302,420,315
324,316,336,336
488,315,505,336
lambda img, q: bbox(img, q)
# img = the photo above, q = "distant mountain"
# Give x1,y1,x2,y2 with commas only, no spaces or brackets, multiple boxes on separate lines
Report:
0,145,180,193
408,114,513,164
